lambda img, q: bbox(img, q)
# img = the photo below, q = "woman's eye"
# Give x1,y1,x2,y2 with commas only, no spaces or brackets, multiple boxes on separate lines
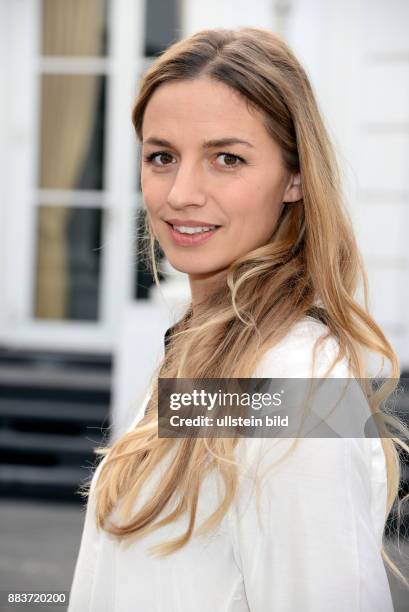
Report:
216,153,245,168
144,151,175,166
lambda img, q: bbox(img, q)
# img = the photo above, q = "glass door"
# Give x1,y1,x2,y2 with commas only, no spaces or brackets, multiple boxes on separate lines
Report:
0,0,144,352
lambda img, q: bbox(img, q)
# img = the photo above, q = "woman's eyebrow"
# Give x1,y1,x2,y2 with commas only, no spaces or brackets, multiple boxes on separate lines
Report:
142,137,254,148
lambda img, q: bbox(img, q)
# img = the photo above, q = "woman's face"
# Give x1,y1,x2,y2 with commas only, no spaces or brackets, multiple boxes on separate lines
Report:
140,77,301,280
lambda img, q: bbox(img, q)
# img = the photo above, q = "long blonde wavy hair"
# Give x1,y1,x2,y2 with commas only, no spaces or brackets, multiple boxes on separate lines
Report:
89,27,409,585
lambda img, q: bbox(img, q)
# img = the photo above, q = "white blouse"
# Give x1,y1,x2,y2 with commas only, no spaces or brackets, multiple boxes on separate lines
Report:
68,317,394,611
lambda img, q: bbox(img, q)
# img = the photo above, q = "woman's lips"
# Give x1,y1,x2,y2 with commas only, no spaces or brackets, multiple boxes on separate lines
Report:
165,221,221,246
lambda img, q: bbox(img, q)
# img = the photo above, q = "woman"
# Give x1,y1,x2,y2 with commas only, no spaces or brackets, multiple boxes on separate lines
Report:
68,27,409,611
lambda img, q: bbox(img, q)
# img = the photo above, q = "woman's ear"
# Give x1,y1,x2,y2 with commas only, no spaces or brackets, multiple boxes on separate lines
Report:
283,172,302,203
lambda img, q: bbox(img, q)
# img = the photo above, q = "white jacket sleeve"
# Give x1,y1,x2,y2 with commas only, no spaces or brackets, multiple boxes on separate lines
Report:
228,436,393,612
227,321,394,611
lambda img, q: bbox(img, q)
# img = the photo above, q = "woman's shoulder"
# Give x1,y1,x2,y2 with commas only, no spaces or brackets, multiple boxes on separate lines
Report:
253,314,349,378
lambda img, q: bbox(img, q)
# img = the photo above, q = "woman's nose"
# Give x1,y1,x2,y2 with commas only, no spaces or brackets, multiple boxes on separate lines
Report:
166,162,207,209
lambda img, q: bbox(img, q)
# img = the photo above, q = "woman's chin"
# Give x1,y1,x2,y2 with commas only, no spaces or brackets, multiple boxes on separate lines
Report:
165,257,228,278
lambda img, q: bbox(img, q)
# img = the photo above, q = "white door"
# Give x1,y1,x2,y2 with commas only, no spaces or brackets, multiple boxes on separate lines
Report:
0,0,185,353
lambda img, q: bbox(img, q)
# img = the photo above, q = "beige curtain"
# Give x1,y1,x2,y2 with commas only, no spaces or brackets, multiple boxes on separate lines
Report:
36,0,104,319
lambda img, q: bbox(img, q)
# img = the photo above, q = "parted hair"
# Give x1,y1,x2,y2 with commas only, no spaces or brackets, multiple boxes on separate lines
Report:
86,27,409,586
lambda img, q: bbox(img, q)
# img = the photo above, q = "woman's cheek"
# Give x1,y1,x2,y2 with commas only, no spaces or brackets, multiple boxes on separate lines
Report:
144,181,168,213
142,182,161,214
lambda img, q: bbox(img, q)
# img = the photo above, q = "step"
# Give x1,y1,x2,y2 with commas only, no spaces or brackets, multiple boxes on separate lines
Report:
0,380,110,405
0,430,105,454
0,397,109,424
0,464,100,502
0,346,112,370
0,363,111,392
0,463,94,486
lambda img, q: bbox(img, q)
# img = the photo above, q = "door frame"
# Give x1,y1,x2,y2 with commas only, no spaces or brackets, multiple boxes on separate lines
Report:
0,0,145,353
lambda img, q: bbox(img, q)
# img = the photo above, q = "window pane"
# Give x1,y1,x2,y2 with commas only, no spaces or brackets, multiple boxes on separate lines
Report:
41,0,109,57
145,0,180,56
34,206,103,321
39,75,106,190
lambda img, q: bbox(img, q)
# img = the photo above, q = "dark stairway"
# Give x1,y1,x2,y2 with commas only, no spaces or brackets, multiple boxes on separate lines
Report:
0,347,111,503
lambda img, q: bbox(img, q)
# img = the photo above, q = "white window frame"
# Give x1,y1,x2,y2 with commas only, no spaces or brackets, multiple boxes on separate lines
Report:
0,0,146,353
